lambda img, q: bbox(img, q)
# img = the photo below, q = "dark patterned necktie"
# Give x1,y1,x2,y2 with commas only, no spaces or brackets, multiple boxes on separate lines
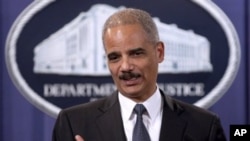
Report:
132,104,151,141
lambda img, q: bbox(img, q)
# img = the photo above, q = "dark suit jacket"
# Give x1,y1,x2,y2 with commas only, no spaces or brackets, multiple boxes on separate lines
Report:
52,90,227,141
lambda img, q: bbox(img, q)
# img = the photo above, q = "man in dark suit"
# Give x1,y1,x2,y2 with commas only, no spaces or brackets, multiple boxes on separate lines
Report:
52,8,227,141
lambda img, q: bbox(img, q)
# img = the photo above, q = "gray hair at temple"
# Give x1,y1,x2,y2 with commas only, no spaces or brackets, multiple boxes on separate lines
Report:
102,8,160,44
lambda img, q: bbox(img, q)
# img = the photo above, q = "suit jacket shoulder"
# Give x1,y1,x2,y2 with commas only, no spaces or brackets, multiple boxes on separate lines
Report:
160,92,227,141
52,91,126,141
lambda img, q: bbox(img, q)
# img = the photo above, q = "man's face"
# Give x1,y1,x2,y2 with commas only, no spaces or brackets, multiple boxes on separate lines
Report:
103,24,164,102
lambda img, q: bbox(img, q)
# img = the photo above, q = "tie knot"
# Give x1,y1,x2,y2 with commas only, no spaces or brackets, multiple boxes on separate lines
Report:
134,104,147,116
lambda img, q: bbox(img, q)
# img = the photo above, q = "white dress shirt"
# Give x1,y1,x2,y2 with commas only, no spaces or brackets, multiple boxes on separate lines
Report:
118,87,163,141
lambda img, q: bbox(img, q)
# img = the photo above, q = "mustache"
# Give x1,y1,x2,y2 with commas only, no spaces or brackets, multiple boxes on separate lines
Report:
119,72,141,80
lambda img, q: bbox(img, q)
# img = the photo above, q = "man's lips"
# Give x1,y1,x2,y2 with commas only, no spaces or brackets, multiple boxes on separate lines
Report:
119,72,141,81
118,72,142,86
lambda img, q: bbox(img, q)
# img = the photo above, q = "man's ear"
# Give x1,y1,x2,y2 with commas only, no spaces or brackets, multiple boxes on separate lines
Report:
156,41,165,63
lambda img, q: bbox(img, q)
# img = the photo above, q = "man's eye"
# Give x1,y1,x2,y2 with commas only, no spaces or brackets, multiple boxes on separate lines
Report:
132,51,144,56
135,52,142,55
108,54,119,61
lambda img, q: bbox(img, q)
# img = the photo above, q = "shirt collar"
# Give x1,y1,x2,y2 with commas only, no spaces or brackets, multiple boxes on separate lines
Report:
118,86,163,121
143,88,162,121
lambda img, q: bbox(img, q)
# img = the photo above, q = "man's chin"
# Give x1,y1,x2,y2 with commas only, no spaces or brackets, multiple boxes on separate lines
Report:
120,87,142,96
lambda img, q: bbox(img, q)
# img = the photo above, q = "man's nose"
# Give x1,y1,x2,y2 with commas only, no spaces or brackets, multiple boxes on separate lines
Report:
121,57,133,72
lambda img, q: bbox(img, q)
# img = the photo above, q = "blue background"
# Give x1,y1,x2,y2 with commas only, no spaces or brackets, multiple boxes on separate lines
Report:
0,0,249,141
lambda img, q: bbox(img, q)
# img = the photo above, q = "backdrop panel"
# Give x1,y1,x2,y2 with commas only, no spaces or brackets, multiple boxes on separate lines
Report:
1,0,249,141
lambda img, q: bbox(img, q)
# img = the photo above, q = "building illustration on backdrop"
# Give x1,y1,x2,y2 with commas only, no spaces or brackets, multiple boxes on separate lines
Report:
33,4,213,76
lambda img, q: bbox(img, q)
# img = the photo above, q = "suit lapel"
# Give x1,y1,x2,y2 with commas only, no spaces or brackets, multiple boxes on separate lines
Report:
159,90,187,141
95,91,126,141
